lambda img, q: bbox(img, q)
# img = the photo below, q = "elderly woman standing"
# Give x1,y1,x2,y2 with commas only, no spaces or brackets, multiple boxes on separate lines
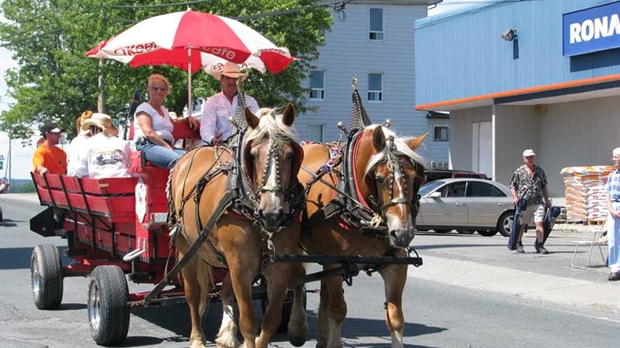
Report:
606,147,620,281
133,73,198,169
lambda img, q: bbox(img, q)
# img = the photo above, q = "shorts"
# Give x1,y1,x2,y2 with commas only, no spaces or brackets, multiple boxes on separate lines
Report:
521,204,545,224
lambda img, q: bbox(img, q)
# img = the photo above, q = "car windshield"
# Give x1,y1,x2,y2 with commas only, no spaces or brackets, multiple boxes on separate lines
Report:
419,180,445,196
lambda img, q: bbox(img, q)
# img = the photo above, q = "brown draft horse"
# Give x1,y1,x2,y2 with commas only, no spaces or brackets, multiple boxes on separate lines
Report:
168,105,307,348
296,125,428,348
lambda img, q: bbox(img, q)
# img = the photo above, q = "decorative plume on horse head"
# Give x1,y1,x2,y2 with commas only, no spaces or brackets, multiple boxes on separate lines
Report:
350,76,373,130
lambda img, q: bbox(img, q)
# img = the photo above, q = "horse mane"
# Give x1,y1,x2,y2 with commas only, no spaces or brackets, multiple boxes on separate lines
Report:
245,107,297,144
364,125,428,177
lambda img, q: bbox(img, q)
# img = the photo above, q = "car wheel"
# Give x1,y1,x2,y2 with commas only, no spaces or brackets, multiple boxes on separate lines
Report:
497,211,514,237
477,230,497,237
457,230,475,234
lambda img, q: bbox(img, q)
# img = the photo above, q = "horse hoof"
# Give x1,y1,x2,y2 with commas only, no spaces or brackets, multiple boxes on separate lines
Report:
288,333,306,347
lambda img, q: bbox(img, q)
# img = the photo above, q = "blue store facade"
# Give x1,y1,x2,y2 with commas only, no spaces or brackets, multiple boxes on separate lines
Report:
415,0,620,199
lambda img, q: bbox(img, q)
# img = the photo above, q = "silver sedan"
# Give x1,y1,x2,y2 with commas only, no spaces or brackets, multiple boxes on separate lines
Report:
416,178,528,237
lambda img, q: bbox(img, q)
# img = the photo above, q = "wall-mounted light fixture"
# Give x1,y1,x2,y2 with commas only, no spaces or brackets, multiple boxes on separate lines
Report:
501,28,517,41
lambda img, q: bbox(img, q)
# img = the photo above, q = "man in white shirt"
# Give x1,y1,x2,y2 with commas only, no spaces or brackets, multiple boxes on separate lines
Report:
200,62,259,146
81,113,131,179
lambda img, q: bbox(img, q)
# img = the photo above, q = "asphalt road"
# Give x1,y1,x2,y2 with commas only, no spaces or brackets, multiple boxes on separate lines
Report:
1,194,619,347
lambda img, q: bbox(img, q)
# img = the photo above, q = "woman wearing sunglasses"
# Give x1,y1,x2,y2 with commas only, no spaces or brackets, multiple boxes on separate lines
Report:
133,73,198,169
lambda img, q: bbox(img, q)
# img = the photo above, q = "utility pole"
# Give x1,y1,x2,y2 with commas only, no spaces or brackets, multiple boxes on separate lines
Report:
7,136,11,186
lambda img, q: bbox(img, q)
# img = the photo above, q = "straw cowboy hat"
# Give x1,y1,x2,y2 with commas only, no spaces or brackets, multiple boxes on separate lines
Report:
77,110,94,136
211,61,248,81
81,113,118,137
522,149,536,157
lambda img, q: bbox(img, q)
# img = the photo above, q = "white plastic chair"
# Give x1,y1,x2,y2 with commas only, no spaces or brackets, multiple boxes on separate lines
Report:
570,222,608,269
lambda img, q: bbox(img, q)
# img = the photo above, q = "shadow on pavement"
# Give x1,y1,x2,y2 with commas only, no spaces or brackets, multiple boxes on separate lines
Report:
0,246,71,270
0,219,20,227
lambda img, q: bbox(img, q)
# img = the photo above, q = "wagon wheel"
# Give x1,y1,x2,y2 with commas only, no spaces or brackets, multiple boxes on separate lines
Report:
31,244,64,309
258,276,307,332
88,265,130,346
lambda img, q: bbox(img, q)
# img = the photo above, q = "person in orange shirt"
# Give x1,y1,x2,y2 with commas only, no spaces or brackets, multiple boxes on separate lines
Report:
32,122,67,175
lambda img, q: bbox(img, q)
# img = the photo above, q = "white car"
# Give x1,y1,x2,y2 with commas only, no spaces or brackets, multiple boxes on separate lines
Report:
416,178,529,237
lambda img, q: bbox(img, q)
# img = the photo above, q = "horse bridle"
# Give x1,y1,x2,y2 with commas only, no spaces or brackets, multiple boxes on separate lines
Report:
368,138,423,223
248,138,302,196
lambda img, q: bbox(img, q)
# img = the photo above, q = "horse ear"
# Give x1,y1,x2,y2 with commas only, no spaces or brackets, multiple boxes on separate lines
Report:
372,126,386,151
281,103,295,127
407,132,429,151
244,107,260,129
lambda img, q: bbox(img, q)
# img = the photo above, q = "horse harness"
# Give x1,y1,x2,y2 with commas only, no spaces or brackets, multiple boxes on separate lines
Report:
168,127,305,271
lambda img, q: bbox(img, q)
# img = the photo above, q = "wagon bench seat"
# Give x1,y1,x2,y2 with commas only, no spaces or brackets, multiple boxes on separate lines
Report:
33,173,137,218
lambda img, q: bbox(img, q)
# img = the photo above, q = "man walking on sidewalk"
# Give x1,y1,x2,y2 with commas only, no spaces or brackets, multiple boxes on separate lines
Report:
605,147,620,281
509,149,551,254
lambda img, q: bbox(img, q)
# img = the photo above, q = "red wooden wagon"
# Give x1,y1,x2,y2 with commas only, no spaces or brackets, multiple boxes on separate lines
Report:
28,123,234,345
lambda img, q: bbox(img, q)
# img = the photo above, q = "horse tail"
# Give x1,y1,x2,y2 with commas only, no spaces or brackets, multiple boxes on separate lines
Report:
197,260,214,317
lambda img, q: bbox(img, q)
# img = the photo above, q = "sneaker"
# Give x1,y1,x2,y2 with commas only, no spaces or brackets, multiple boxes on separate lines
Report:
537,246,549,254
609,272,620,281
516,243,524,253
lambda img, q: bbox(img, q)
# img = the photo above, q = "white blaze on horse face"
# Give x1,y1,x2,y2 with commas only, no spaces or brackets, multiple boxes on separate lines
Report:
260,140,283,212
386,166,412,233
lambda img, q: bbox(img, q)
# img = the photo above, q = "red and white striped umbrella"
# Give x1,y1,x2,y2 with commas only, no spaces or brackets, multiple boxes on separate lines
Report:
86,9,295,115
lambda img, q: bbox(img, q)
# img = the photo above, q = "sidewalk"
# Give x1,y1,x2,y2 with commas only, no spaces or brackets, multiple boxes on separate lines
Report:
411,225,620,316
410,255,619,313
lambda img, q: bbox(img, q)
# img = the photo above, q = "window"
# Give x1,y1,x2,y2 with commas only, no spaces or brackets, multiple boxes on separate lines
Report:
441,182,466,198
434,126,449,141
369,8,384,40
466,182,506,197
308,124,324,142
309,71,325,100
368,73,383,102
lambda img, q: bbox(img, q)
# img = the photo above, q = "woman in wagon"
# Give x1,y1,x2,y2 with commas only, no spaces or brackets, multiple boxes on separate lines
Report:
133,73,198,168
81,113,131,179
66,110,94,177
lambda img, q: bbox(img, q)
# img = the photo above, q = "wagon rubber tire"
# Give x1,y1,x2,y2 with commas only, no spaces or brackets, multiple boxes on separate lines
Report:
497,211,514,237
31,244,64,309
88,265,130,346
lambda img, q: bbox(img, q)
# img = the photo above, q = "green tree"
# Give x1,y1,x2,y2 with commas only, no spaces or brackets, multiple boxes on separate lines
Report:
0,0,332,140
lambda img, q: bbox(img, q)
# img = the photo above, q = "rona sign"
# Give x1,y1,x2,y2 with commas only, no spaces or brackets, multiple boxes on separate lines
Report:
563,1,620,57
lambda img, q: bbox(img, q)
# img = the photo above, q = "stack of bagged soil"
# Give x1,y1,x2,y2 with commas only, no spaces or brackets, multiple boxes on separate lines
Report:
560,165,615,223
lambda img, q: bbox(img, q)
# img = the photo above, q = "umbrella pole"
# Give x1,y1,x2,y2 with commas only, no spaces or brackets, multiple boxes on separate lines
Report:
187,49,192,118
98,58,104,113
